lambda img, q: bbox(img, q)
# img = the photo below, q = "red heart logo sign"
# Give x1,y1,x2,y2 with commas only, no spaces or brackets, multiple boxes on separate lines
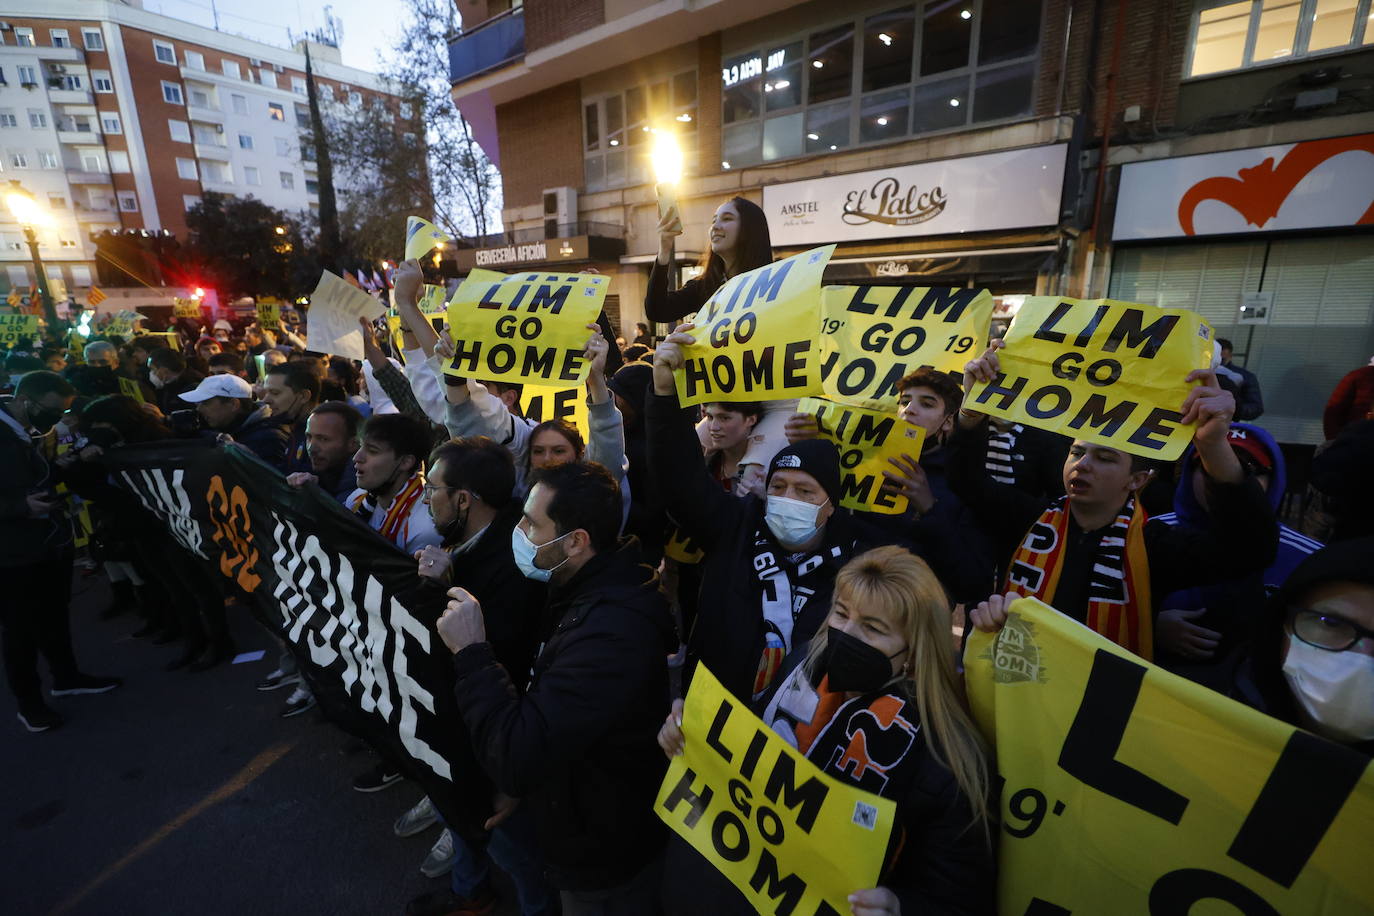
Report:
1177,135,1374,235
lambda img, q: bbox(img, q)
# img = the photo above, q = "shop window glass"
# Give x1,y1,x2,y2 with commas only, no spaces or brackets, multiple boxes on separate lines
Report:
804,100,850,153
1308,0,1358,50
920,3,973,76
763,112,804,160
1253,0,1301,62
584,103,598,151
764,42,803,112
626,86,648,145
722,121,763,168
807,24,854,104
912,74,968,132
863,8,915,92
978,0,1041,65
722,51,763,124
859,88,910,143
1191,2,1250,74
605,95,624,148
972,59,1035,123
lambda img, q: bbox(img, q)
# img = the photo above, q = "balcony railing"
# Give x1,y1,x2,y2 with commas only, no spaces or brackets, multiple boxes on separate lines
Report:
448,7,524,85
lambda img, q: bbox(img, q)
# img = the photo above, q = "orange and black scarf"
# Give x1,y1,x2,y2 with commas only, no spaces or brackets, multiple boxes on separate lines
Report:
1004,496,1153,659
351,473,426,548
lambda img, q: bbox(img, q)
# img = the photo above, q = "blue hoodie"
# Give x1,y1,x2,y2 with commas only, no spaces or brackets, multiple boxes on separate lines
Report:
1154,422,1322,673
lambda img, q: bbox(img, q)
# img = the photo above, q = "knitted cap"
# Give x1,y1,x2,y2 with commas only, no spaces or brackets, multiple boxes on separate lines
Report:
766,439,841,505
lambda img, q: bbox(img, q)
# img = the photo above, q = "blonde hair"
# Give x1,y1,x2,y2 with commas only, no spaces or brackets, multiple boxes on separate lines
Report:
804,545,992,833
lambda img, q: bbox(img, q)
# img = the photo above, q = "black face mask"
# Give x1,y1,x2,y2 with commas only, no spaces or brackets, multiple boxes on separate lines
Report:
435,496,468,546
27,405,66,433
821,626,905,694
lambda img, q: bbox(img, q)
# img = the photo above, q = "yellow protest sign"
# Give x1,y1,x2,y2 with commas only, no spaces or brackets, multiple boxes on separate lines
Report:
966,298,1214,461
818,286,992,410
797,397,924,515
256,298,281,330
117,376,146,403
0,313,40,346
656,665,897,915
171,297,202,318
673,246,835,407
965,597,1374,915
443,269,608,387
405,216,452,261
522,385,591,438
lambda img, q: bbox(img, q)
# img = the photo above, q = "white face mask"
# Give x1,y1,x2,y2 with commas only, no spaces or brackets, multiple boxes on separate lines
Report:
149,371,167,390
1282,636,1374,743
764,495,827,550
511,525,570,583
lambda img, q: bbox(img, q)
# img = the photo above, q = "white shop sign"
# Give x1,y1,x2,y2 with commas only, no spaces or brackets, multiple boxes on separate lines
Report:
762,144,1067,247
1113,134,1374,241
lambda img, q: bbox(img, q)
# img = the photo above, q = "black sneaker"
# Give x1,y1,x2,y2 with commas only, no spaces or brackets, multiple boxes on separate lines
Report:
18,705,64,733
256,668,301,691
353,761,404,793
279,686,316,718
51,674,123,696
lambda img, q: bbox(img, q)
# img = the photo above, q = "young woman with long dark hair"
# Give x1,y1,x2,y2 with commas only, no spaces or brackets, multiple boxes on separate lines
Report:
646,196,793,495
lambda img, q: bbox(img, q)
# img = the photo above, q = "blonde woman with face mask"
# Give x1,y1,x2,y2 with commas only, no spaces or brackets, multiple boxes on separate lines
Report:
659,546,996,916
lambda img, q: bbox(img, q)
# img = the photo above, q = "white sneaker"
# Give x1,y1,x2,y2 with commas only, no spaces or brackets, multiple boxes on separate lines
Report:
419,827,456,878
279,685,316,718
394,795,439,838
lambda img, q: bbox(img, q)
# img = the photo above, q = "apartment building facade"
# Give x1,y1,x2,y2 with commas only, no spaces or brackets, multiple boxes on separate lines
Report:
449,0,1374,446
0,0,405,302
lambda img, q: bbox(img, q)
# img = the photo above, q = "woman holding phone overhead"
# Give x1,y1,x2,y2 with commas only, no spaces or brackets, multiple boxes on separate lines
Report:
647,196,793,493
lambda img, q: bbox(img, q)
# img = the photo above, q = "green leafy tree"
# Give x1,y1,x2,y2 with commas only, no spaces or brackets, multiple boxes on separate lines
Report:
183,193,314,300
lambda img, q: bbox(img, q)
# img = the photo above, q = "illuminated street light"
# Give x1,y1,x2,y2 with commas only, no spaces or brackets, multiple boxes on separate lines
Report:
5,181,59,328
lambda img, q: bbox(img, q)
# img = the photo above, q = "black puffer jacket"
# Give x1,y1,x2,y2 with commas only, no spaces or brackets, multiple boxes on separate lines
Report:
645,392,868,702
0,403,69,567
453,539,675,891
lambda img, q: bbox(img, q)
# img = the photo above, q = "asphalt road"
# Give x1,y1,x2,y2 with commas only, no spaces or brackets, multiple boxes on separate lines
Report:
1,568,520,916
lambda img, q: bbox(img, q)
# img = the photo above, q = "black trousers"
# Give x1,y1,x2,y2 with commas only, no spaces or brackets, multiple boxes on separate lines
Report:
1,547,80,707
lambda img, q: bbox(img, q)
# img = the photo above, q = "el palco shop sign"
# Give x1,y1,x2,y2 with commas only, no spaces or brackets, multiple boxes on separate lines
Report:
764,144,1067,247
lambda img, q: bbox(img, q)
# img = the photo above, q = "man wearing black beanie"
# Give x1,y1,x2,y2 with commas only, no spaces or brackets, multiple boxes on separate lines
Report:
645,328,868,705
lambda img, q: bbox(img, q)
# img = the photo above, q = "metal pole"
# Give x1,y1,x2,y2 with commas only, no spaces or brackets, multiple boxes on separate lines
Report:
22,223,60,330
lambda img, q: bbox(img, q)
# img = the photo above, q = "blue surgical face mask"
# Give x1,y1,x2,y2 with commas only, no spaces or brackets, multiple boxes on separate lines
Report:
764,495,828,549
511,525,571,582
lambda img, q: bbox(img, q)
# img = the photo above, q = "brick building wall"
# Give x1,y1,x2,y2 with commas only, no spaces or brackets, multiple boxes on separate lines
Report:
524,0,605,53
495,81,585,208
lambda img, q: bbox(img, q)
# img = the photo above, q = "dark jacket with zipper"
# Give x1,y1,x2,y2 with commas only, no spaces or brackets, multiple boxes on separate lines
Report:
645,259,716,324
0,400,70,568
645,391,868,701
452,539,674,891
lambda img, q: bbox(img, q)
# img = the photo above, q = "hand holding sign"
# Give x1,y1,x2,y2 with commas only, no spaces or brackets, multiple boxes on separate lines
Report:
965,298,1214,461
652,322,696,396
444,269,609,387
673,245,835,406
437,587,485,654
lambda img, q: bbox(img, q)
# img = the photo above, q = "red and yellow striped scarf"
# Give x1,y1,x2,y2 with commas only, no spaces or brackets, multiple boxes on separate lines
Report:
352,473,426,548
1004,496,1153,659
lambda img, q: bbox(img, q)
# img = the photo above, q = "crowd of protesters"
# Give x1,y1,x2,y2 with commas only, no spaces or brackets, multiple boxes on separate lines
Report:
2,196,1371,916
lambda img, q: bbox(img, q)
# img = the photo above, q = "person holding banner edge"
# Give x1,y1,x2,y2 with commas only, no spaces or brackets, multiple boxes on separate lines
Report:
959,341,1278,658
658,546,996,916
650,197,794,490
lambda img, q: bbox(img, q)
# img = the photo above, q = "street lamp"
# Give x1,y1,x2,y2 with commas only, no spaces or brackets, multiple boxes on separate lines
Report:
5,181,60,329
651,129,684,293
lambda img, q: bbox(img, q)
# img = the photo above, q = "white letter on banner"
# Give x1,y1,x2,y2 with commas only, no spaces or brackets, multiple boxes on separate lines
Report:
357,575,396,721
389,596,450,780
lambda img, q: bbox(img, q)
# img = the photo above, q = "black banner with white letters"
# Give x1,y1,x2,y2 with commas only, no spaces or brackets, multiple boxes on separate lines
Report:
106,440,493,838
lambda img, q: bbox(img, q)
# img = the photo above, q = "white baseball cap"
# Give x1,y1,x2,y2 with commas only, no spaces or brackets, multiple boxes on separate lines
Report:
213,319,233,332
179,374,254,402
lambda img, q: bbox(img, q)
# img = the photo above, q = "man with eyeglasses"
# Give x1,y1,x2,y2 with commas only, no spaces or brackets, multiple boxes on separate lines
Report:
400,436,555,916
1233,537,1374,752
